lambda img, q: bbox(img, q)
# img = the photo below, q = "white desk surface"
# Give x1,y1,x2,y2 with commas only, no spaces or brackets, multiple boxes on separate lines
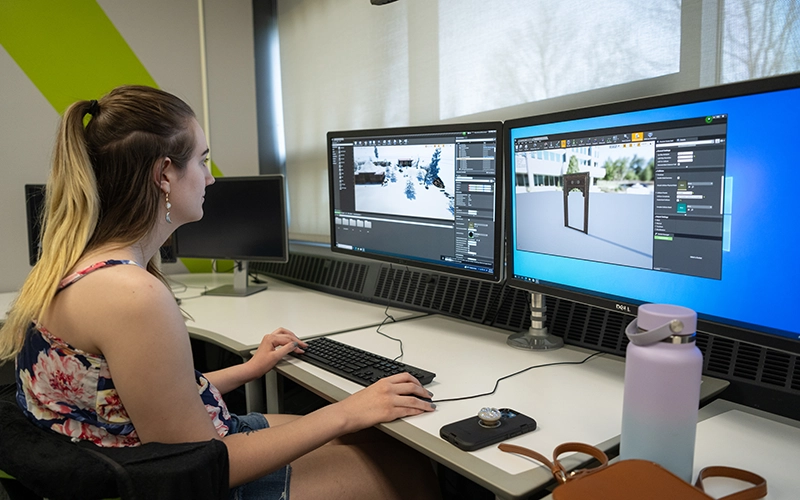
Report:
693,399,800,499
276,314,729,499
0,292,16,321
169,273,422,354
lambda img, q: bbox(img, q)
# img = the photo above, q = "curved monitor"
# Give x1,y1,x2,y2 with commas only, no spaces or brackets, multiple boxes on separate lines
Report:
328,122,504,282
175,174,288,296
505,73,800,354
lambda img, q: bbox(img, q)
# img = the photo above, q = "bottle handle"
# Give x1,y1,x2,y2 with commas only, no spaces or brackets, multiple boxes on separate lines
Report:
625,317,689,346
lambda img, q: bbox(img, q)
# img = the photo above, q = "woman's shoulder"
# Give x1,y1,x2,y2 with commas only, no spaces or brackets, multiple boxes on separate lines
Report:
44,260,179,355
77,262,174,314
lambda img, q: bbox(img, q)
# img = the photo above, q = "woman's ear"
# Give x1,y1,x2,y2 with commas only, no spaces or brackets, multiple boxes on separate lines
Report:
156,157,173,192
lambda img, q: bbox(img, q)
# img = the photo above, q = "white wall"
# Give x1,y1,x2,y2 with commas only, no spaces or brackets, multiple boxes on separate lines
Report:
0,0,259,293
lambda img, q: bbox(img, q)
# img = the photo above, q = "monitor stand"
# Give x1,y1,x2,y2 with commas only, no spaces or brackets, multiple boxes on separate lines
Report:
507,292,564,350
203,260,268,297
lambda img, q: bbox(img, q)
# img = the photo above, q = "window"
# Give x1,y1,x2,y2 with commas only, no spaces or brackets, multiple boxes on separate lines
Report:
272,0,800,240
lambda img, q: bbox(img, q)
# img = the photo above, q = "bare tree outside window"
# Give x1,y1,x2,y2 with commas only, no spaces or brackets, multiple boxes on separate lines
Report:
722,0,800,83
438,0,681,119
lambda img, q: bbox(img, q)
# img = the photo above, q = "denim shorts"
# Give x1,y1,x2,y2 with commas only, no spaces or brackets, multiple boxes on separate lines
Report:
228,412,292,500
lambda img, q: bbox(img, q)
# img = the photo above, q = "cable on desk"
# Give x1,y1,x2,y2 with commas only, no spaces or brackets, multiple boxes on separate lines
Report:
431,350,605,404
248,268,270,285
375,263,406,361
167,276,210,293
481,278,508,329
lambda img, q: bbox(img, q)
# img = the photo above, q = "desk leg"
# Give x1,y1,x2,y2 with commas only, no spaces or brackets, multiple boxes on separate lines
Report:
244,377,267,414
264,371,283,414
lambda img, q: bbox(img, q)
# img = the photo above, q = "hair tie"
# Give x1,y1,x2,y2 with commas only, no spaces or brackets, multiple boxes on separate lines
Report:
87,99,99,116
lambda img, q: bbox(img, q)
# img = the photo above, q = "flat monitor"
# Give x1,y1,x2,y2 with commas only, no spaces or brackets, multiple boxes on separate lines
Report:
174,175,289,296
505,72,800,354
328,122,504,282
24,184,178,266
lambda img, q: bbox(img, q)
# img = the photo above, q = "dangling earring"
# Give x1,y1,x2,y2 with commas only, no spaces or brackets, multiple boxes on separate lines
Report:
165,192,172,224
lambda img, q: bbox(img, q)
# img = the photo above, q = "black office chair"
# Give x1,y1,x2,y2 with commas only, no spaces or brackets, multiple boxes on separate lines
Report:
0,400,230,500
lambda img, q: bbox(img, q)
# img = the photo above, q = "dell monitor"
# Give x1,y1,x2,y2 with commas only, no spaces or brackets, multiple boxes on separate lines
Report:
505,72,800,354
328,122,504,283
174,175,289,296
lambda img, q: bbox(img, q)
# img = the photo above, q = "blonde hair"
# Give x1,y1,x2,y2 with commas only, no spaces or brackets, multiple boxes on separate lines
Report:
0,86,196,362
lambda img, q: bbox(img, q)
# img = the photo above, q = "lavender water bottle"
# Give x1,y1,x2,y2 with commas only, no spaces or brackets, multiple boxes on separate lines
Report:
619,303,703,482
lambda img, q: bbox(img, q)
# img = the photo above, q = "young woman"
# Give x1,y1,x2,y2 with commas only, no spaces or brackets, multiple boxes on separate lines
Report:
0,85,440,499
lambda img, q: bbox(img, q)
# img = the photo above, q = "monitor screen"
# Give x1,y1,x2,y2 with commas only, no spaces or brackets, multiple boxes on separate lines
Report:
24,184,178,266
174,175,288,296
506,73,800,353
328,122,504,282
175,174,288,261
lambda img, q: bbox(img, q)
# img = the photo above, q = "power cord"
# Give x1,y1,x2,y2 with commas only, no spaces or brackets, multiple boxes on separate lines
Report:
376,263,405,361
431,350,605,403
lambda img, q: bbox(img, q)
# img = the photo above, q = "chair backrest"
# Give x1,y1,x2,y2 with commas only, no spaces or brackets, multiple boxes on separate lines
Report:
0,401,230,500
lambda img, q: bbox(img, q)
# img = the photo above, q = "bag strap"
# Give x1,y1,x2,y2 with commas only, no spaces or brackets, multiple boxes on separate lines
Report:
498,442,608,484
695,466,767,500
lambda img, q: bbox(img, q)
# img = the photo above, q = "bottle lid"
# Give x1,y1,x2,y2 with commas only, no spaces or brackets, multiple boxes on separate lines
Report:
625,303,697,346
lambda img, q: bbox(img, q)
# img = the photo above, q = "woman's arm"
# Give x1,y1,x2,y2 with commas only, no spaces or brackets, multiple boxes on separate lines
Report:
203,328,307,394
54,265,434,486
222,371,434,486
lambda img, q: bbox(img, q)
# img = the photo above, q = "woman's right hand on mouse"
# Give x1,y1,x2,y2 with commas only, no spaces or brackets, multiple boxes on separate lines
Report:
335,372,435,433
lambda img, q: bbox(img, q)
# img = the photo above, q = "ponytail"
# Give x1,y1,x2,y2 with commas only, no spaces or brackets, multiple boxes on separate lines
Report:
0,100,99,361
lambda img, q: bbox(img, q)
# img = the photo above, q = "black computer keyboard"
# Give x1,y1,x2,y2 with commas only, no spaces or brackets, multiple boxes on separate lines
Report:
291,337,436,386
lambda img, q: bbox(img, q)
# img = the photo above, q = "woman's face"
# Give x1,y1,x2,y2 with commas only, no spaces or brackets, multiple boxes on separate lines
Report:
168,119,215,225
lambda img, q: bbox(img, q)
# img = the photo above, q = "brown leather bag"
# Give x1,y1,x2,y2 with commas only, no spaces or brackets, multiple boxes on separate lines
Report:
499,442,767,500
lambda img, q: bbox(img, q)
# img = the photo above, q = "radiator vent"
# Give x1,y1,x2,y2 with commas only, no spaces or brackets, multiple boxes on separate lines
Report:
373,267,530,331
542,295,800,399
253,254,368,296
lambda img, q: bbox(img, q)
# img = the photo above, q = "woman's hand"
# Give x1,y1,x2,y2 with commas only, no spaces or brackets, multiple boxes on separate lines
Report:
336,372,436,433
247,327,307,377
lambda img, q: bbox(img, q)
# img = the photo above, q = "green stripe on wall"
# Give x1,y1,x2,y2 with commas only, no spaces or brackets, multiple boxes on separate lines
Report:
0,0,157,111
0,0,225,273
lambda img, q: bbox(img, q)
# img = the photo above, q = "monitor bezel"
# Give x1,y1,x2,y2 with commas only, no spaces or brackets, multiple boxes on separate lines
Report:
503,72,800,355
327,121,505,283
24,184,45,267
174,174,289,263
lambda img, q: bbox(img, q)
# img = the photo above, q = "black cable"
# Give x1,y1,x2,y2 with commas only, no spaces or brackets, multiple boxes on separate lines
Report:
483,279,509,328
376,263,404,361
431,351,605,403
248,271,268,285
376,312,404,361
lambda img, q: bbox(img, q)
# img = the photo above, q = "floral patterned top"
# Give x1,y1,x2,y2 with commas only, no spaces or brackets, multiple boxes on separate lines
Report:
15,259,232,447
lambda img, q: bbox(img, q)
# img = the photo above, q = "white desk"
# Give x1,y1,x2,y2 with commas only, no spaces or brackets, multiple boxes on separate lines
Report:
169,273,423,413
0,292,16,321
276,314,729,499
692,399,800,499
169,273,423,355
0,292,16,385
